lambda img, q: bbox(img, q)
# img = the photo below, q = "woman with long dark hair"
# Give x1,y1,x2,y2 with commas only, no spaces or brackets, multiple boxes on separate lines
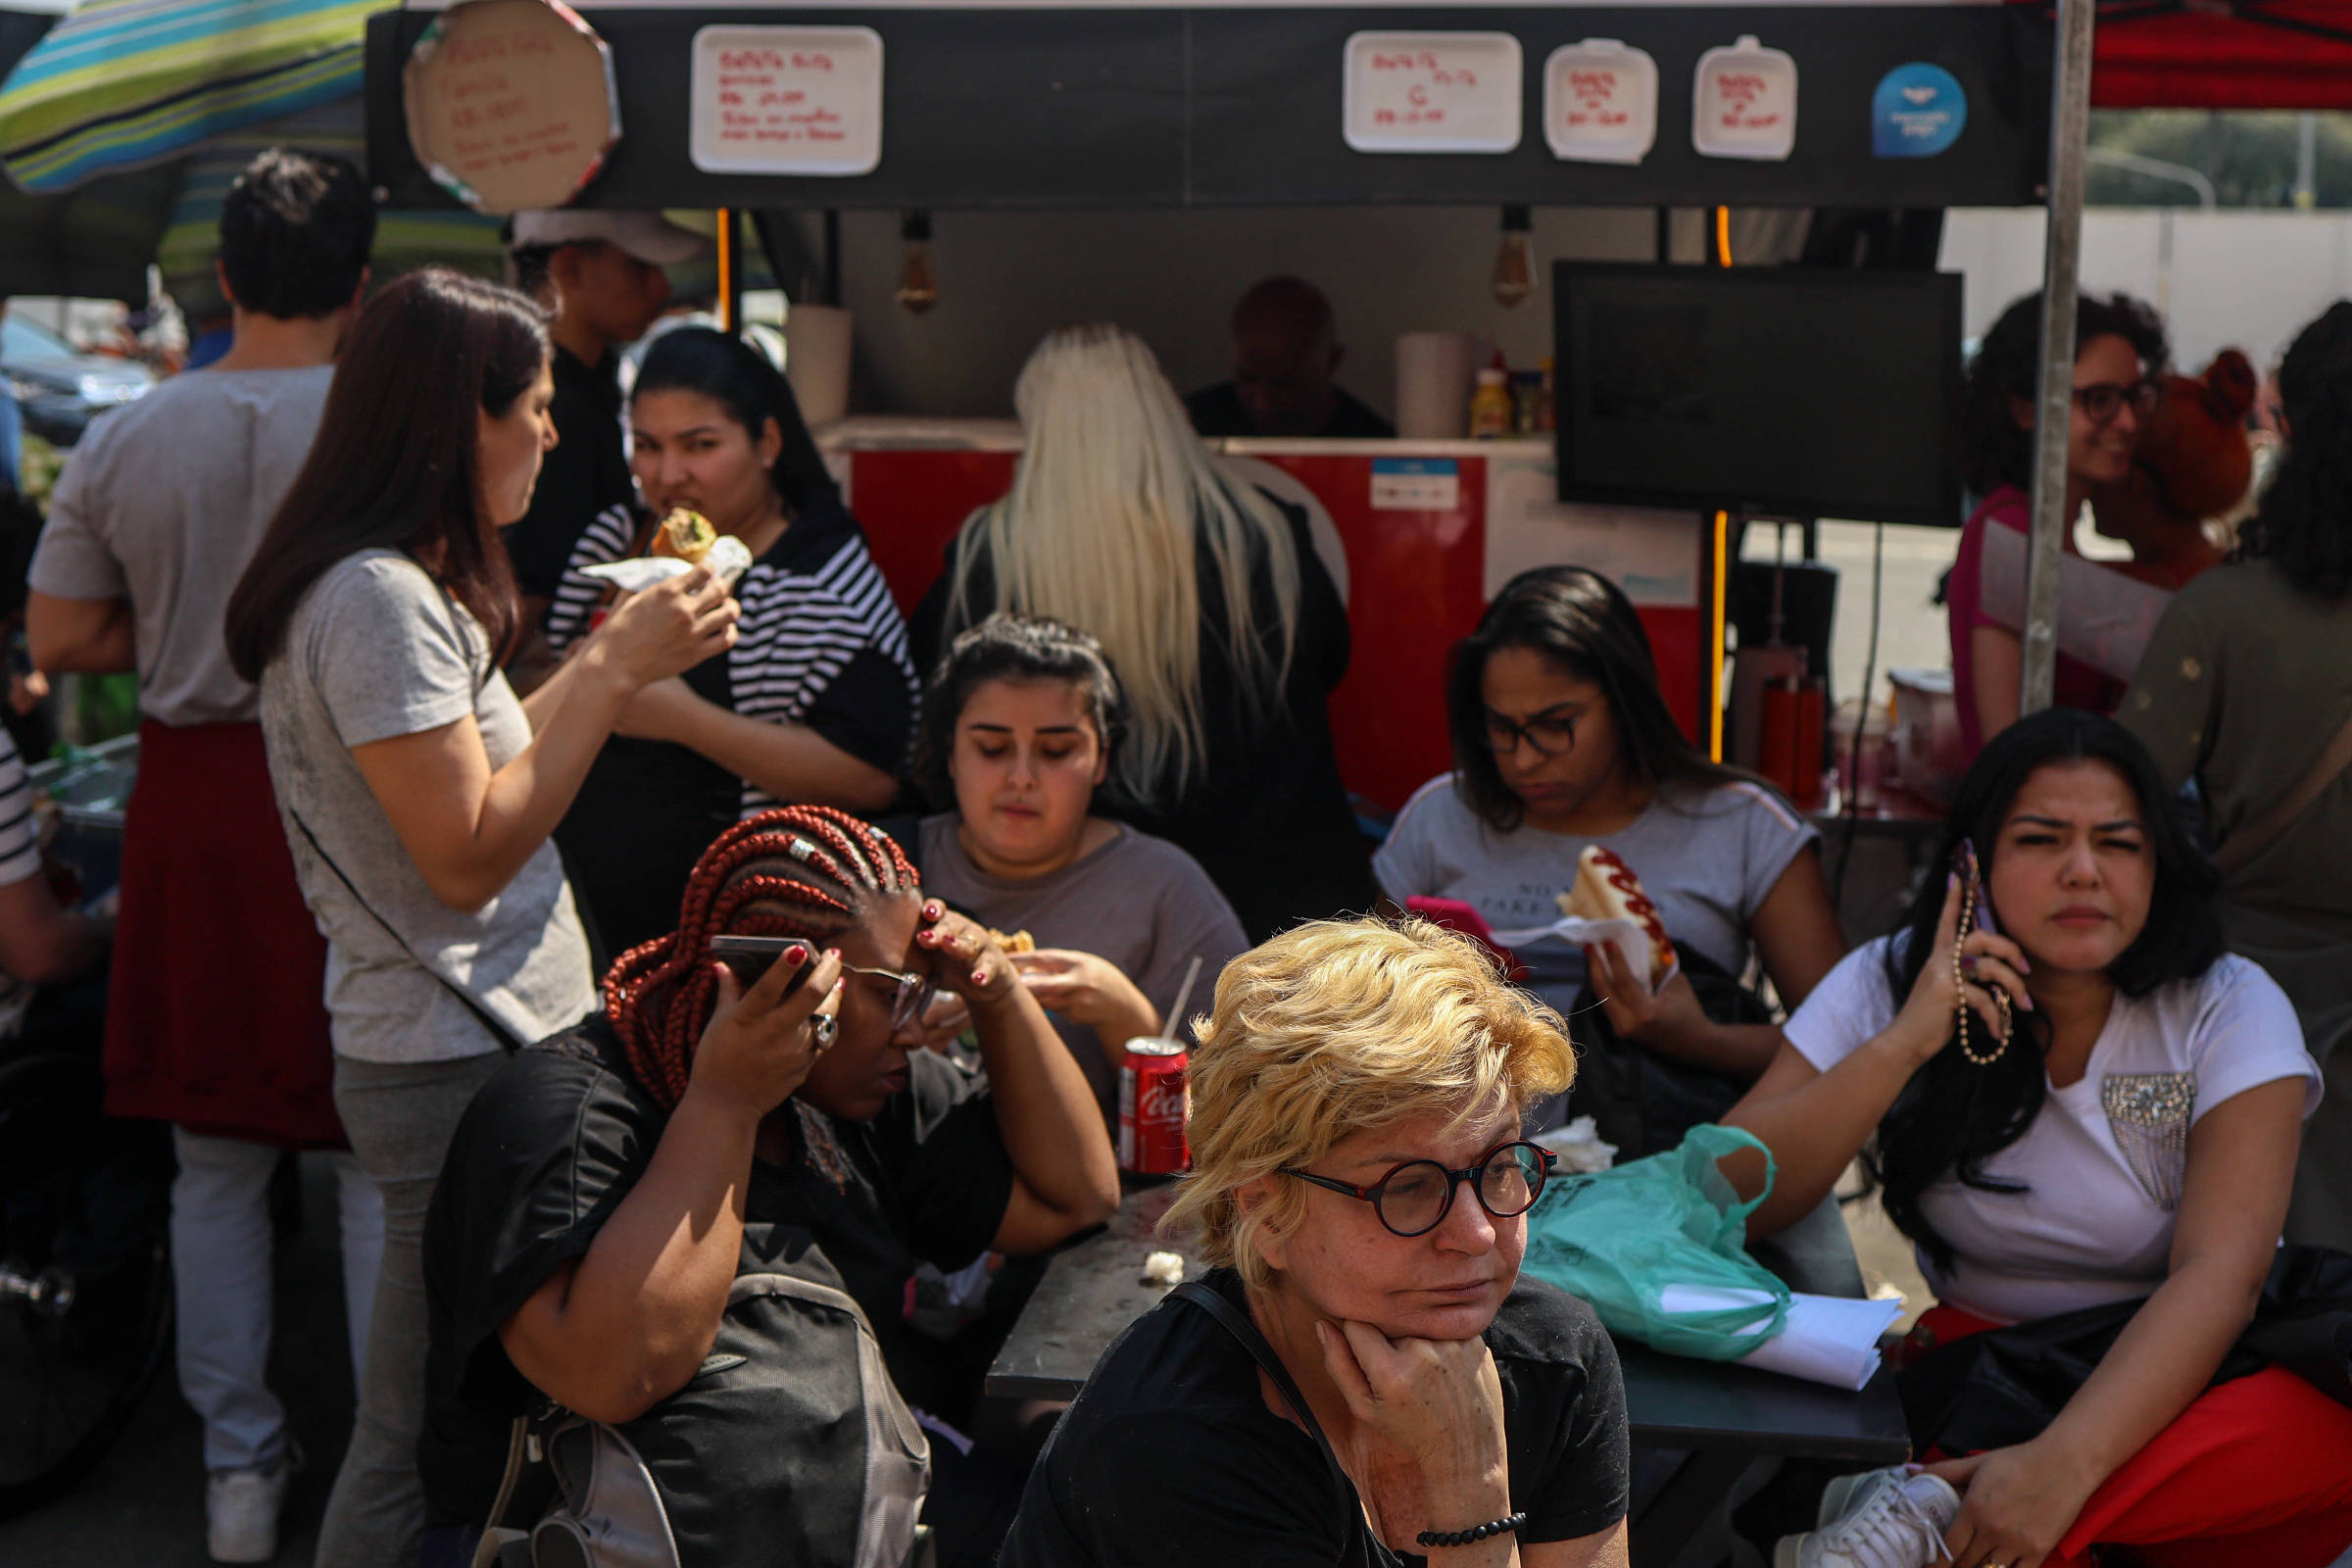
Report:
544,326,916,958
2123,300,2352,1251
1374,565,1841,1147
1948,292,2169,758
1728,710,2348,1568
223,269,736,1568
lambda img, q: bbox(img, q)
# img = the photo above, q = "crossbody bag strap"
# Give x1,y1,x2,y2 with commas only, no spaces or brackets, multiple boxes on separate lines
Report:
2211,708,2352,877
1172,1280,1404,1568
283,806,527,1053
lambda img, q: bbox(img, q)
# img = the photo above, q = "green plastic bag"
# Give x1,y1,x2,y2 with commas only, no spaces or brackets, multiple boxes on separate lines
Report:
1520,1123,1790,1360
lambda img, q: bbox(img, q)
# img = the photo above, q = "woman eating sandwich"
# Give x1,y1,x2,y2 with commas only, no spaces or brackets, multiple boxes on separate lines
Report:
1374,566,1843,1152
545,328,919,958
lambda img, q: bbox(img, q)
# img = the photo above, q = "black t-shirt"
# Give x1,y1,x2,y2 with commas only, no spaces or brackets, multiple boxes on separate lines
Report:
417,1018,1016,1532
909,495,1374,942
1186,382,1397,440
503,345,633,602
1000,1268,1627,1567
552,494,919,959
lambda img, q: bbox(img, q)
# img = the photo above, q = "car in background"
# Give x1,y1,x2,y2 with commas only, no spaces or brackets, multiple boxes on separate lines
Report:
2,312,153,447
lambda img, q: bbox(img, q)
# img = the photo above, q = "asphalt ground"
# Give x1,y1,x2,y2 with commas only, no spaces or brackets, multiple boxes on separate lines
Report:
0,1152,359,1568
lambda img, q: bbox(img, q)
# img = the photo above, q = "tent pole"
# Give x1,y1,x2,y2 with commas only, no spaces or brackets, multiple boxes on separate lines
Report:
2023,0,2095,715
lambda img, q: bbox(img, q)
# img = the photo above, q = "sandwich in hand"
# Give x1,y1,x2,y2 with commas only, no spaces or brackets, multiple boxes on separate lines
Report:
650,508,718,563
1557,846,1674,988
988,928,1037,956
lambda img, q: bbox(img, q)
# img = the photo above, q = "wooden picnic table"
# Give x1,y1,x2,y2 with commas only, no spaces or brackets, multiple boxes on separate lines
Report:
985,1180,1912,1568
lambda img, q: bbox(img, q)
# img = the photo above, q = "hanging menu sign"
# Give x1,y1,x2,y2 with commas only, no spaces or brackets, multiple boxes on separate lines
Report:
402,0,621,214
1342,31,1523,155
688,25,884,176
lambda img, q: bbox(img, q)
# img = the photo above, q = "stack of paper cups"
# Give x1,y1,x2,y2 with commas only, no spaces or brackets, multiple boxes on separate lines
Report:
1395,332,1479,439
783,304,854,426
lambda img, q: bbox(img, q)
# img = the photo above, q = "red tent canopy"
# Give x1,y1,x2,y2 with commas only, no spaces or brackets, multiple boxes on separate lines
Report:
2032,0,2352,110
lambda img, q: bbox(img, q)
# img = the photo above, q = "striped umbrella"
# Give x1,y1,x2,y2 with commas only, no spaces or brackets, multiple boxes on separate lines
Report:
0,0,505,305
0,0,372,193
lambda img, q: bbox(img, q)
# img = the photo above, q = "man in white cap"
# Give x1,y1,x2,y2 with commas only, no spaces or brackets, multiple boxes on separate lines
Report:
503,210,707,636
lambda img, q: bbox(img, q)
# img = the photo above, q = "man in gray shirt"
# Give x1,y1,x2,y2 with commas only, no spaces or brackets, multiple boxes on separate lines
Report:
26,149,377,1567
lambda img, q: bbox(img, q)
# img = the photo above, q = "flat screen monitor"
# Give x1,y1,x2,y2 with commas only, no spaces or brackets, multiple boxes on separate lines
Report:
1553,264,1964,527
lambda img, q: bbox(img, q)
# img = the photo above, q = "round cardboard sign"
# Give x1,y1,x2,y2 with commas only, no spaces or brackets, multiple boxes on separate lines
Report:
403,0,620,215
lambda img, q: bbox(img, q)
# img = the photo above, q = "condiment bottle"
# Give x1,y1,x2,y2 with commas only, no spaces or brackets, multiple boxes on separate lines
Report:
1469,358,1514,439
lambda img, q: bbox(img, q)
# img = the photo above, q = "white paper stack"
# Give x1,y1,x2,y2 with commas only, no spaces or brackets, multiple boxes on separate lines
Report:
1656,1285,1902,1391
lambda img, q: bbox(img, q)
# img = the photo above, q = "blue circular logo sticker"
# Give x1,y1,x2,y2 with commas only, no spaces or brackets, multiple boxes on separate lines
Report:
1873,63,1966,159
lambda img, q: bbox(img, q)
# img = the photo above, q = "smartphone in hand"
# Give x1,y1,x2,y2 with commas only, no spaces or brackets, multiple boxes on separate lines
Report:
1952,841,1999,936
709,935,816,990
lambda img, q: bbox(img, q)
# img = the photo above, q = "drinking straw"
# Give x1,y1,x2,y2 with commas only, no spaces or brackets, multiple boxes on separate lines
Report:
1165,956,1205,1046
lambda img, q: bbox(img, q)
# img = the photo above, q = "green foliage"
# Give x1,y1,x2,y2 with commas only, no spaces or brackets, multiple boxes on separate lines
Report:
19,433,62,510
2087,110,2352,208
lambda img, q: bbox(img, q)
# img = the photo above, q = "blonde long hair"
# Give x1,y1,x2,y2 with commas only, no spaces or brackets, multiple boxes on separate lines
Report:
947,323,1300,806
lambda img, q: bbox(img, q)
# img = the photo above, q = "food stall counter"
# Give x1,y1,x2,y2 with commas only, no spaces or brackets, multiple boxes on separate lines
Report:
820,420,1708,816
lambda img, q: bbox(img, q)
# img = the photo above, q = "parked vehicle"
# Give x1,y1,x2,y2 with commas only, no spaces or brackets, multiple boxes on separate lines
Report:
1,312,153,448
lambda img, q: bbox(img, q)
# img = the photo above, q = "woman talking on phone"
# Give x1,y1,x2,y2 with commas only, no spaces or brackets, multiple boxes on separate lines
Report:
1727,710,2350,1568
416,807,1118,1568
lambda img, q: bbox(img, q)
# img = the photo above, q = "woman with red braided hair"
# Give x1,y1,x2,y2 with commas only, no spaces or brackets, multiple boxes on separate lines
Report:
415,805,1118,1568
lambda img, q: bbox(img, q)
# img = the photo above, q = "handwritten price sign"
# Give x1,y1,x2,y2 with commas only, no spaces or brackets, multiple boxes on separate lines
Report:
403,0,620,215
1343,32,1522,155
1543,39,1657,165
690,25,883,176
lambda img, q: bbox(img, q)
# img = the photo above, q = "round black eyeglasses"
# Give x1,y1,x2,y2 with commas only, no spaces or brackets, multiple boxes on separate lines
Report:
1280,1141,1557,1239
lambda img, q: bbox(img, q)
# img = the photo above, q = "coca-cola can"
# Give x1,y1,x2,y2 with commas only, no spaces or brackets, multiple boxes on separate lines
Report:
1118,1037,1189,1174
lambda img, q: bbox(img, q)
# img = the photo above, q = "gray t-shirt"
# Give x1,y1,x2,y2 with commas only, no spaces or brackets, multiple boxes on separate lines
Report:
260,551,596,1064
915,814,1250,1123
30,366,332,726
1372,775,1819,1015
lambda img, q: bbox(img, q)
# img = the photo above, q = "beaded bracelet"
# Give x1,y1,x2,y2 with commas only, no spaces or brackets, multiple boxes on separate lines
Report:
1415,1511,1528,1549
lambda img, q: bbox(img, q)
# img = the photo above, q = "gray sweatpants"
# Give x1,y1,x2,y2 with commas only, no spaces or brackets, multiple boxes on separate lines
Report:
314,1051,507,1568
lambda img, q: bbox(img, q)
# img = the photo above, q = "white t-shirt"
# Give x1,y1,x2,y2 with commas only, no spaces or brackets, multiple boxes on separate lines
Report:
1788,940,2321,1323
1372,775,1818,1015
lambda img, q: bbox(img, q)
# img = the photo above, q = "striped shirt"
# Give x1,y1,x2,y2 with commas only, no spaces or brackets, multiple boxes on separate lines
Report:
0,728,43,891
546,497,919,814
0,729,44,1036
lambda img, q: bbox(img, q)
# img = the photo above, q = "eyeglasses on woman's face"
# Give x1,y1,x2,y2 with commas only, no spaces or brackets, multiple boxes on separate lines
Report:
1482,704,1580,759
841,962,938,1033
2072,378,2160,426
1281,1141,1557,1239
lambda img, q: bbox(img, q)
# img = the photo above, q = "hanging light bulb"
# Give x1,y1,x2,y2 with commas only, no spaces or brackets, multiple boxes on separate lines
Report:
1492,204,1535,309
897,210,939,315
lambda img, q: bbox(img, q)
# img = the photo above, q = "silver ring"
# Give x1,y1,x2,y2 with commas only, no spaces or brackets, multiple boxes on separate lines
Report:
810,1012,837,1050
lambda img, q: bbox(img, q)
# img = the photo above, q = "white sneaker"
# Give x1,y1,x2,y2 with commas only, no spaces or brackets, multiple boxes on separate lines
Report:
1773,1468,1960,1568
206,1461,288,1564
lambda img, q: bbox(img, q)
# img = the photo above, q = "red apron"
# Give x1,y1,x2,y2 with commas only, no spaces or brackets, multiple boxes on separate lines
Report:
101,719,344,1149
1913,1303,2352,1567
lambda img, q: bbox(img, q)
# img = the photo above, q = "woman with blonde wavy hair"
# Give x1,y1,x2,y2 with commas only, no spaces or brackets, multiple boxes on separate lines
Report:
1001,916,1632,1568
911,324,1372,940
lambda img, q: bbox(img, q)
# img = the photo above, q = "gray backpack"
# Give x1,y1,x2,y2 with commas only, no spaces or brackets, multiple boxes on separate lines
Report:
474,1272,932,1568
